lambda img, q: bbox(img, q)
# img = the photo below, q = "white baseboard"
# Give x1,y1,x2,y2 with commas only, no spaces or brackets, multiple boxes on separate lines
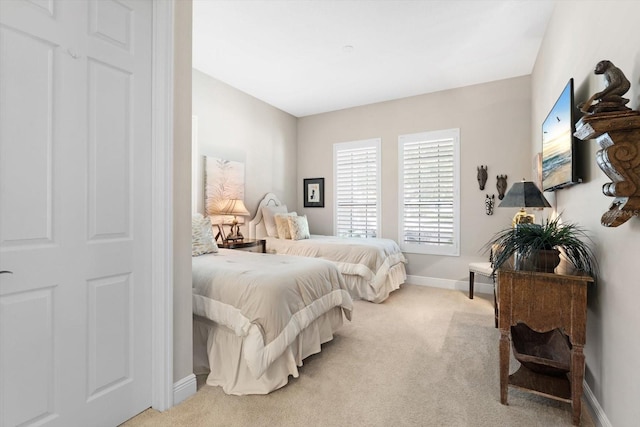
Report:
583,380,612,427
173,373,197,405
406,274,494,296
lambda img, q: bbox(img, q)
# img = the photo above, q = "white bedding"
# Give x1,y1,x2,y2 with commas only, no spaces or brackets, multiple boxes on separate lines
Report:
192,249,353,394
248,193,407,303
264,235,407,303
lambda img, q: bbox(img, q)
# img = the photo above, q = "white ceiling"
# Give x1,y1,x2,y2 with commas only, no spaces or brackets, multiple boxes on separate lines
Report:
192,0,555,118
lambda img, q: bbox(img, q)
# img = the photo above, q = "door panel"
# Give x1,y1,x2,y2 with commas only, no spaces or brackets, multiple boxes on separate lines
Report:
0,288,55,426
0,1,153,426
26,0,55,16
87,58,132,240
86,274,131,400
0,25,55,247
89,0,133,52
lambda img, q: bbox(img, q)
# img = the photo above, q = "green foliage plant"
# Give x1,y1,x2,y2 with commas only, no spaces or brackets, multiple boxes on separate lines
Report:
485,216,597,279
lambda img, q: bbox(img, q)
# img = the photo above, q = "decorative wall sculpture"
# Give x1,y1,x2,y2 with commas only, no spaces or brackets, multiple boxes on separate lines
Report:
575,113,640,227
477,165,488,190
574,60,640,227
485,194,495,215
497,175,508,200
579,60,631,114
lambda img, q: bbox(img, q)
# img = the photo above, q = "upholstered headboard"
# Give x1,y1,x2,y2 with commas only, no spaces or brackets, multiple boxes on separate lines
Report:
248,192,283,239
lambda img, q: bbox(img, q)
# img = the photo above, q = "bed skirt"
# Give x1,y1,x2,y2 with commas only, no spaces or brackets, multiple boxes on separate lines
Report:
193,307,345,395
343,261,407,303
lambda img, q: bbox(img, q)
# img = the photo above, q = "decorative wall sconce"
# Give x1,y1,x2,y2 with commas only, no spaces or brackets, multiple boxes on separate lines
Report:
477,165,488,190
496,175,508,200
485,194,495,215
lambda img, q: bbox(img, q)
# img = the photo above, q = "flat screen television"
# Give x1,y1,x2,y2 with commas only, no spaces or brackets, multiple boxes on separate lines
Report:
541,78,582,191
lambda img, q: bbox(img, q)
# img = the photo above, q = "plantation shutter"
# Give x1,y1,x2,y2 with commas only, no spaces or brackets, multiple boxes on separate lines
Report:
334,139,380,238
398,129,460,256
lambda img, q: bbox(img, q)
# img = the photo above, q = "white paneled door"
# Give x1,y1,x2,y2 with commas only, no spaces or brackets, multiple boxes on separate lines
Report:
0,1,153,426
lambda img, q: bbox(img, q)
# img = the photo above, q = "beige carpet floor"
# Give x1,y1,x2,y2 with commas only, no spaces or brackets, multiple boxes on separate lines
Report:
122,284,594,427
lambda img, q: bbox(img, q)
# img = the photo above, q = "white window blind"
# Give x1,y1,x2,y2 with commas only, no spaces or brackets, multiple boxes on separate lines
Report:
333,138,381,238
398,129,460,256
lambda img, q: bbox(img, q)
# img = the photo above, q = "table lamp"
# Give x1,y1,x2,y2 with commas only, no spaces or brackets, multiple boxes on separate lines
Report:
499,180,551,227
212,199,250,241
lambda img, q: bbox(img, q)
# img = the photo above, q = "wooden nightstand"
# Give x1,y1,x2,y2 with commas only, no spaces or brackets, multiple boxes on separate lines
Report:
219,239,266,253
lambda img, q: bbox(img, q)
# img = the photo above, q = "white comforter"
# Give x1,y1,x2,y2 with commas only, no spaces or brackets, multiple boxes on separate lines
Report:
264,235,407,299
192,249,352,379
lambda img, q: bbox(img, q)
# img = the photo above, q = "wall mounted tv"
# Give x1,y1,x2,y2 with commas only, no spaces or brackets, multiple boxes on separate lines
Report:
541,78,582,192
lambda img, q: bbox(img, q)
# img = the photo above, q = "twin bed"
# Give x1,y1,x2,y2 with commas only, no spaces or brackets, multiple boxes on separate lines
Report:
192,248,352,395
192,192,407,395
249,193,407,303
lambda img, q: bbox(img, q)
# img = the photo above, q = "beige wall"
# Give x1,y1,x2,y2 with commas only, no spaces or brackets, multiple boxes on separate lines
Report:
173,0,193,383
297,76,532,283
532,2,640,425
192,69,298,233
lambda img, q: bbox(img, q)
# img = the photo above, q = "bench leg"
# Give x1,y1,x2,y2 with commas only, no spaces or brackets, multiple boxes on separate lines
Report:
469,271,475,299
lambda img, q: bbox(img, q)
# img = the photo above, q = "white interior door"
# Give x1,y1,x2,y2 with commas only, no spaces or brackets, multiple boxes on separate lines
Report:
0,1,153,426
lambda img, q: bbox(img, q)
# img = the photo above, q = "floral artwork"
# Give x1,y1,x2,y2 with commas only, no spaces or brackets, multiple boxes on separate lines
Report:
205,157,245,225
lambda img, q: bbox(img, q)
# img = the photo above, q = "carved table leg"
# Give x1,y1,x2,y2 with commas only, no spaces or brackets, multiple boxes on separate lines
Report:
571,345,585,426
499,329,510,404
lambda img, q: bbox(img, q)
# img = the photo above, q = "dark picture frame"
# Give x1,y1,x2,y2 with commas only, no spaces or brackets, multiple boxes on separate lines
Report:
303,178,324,208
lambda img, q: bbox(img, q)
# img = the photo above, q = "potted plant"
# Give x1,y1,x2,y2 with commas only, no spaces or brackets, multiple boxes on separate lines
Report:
485,216,597,279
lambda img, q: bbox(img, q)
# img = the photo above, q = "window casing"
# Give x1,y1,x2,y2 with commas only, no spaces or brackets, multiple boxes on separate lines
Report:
333,138,381,238
398,129,460,256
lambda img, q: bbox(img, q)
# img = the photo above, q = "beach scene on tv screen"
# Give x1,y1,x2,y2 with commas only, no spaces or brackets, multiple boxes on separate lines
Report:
542,86,572,190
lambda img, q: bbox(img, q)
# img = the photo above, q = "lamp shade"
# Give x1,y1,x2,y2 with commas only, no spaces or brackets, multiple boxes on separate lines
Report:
212,199,250,216
498,181,551,208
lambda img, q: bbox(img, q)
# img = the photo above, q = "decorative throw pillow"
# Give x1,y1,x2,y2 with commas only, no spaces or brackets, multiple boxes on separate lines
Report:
288,215,310,240
275,212,297,239
192,214,218,256
262,205,288,237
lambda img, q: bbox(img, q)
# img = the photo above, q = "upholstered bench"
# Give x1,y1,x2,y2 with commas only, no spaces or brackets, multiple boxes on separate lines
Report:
468,262,493,299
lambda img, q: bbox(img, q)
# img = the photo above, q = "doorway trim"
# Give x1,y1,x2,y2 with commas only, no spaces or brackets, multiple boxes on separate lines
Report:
151,0,174,412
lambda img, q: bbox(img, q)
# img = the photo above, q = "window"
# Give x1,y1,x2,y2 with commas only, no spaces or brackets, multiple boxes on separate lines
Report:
333,138,381,238
398,129,460,256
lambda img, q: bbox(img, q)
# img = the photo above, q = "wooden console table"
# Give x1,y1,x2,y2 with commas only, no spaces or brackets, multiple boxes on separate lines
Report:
498,268,593,426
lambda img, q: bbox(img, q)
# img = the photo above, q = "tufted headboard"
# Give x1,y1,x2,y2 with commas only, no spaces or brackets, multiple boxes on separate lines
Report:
248,192,284,239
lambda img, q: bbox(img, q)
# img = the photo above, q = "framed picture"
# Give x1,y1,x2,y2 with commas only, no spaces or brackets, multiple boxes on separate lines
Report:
303,178,324,208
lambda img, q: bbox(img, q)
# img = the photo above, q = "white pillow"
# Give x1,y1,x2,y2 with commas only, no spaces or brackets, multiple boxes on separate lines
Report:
275,212,297,239
192,214,218,256
288,215,310,240
262,205,288,237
